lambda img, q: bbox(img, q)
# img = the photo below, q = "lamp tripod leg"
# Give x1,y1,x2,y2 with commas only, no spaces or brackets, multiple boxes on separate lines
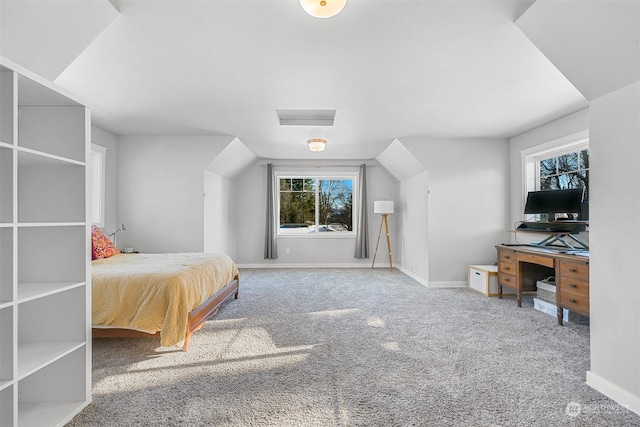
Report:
383,214,392,271
371,215,385,268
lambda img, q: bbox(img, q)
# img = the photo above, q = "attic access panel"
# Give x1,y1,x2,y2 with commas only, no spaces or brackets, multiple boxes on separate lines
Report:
276,109,335,126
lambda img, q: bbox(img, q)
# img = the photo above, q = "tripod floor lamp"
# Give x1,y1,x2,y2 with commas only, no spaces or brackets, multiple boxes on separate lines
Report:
372,200,394,271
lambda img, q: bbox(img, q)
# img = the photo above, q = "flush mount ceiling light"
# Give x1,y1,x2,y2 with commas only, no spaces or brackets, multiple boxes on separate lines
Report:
299,0,347,18
307,138,327,152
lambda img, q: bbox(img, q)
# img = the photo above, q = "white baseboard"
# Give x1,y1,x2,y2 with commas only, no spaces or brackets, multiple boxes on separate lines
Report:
237,263,382,269
393,265,428,287
236,263,468,291
428,281,468,288
586,370,640,416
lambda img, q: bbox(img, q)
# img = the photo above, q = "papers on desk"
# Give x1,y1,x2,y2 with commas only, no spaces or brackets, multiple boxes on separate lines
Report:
526,246,589,257
529,247,563,253
567,250,589,257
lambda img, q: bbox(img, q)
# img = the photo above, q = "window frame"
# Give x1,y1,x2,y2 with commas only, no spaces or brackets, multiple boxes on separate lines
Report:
91,143,107,228
521,130,589,221
275,169,358,238
535,146,589,195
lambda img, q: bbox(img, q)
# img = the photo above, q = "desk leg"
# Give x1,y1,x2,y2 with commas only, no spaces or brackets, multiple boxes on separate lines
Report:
516,261,523,307
557,307,564,326
498,284,502,299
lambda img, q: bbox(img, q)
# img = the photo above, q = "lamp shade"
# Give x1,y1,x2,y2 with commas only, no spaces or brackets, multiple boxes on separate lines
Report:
299,0,347,18
374,200,394,214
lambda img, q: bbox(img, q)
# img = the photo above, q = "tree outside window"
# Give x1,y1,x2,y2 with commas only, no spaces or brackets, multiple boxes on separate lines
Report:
279,177,353,234
539,149,589,199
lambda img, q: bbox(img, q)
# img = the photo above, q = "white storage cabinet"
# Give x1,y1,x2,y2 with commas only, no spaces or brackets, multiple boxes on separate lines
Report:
468,264,515,297
0,58,91,426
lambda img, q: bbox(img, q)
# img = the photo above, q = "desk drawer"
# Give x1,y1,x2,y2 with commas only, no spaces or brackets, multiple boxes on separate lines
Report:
498,272,516,290
498,249,516,264
559,260,589,281
498,258,516,275
559,276,589,296
518,252,554,268
560,290,589,315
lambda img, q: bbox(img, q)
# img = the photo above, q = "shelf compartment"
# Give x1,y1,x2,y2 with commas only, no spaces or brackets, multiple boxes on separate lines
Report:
17,287,85,363
0,227,13,303
17,72,85,163
17,288,86,385
17,104,86,163
1,385,14,427
18,346,87,427
17,73,81,108
0,68,16,145
18,151,85,223
20,401,87,427
17,282,85,304
0,146,13,223
18,225,86,284
0,306,13,384
17,341,85,380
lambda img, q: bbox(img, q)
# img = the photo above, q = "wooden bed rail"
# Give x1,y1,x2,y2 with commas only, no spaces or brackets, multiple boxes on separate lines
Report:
183,275,239,351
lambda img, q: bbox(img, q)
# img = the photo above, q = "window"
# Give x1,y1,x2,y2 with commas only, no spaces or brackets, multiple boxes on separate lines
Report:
91,144,107,227
538,148,589,199
277,174,355,236
522,131,589,220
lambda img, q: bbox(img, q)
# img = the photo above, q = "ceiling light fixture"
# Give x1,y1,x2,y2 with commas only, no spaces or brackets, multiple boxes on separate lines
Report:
299,0,346,18
307,138,327,152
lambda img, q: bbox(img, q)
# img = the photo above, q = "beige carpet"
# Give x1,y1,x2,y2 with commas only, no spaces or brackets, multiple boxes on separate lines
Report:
69,268,640,426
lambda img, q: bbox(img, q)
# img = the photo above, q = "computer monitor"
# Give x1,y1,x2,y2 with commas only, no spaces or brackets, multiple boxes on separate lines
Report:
579,200,589,221
524,188,585,220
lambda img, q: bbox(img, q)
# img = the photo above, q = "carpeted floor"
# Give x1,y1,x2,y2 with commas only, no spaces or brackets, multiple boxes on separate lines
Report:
69,268,640,426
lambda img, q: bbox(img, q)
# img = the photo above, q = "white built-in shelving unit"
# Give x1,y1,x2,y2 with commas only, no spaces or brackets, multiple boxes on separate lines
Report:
0,58,91,427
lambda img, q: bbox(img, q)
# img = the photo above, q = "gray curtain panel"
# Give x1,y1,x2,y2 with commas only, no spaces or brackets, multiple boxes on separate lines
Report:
264,163,278,259
354,164,369,258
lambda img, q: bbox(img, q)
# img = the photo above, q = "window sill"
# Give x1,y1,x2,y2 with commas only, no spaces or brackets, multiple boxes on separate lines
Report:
277,233,356,239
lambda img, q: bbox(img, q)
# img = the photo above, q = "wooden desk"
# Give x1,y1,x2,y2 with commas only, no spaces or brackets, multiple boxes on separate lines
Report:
495,244,589,325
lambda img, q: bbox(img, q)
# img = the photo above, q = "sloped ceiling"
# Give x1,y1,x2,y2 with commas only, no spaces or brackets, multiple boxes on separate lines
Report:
516,0,640,101
0,0,119,81
0,0,598,160
205,137,257,180
376,138,425,182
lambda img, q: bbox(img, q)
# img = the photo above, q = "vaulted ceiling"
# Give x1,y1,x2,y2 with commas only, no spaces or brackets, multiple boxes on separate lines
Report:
1,1,636,160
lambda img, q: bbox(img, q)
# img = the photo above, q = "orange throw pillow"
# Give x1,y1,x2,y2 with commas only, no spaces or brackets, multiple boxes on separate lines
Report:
91,225,121,260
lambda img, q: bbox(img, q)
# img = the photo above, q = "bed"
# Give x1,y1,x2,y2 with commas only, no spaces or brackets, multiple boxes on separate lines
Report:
91,252,239,351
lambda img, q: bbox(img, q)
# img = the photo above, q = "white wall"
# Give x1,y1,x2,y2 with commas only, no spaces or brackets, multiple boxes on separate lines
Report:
586,81,640,413
90,125,119,234
399,137,510,285
203,170,237,259
397,171,429,284
202,137,256,259
116,135,232,253
235,161,398,267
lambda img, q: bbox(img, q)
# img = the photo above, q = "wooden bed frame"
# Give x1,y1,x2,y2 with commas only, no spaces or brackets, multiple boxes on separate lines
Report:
92,275,239,351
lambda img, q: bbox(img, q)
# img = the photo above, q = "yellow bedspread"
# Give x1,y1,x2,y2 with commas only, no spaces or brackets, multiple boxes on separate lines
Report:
92,252,239,347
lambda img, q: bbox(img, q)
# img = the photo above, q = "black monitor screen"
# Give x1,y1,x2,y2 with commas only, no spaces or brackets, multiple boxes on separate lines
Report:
524,188,585,217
